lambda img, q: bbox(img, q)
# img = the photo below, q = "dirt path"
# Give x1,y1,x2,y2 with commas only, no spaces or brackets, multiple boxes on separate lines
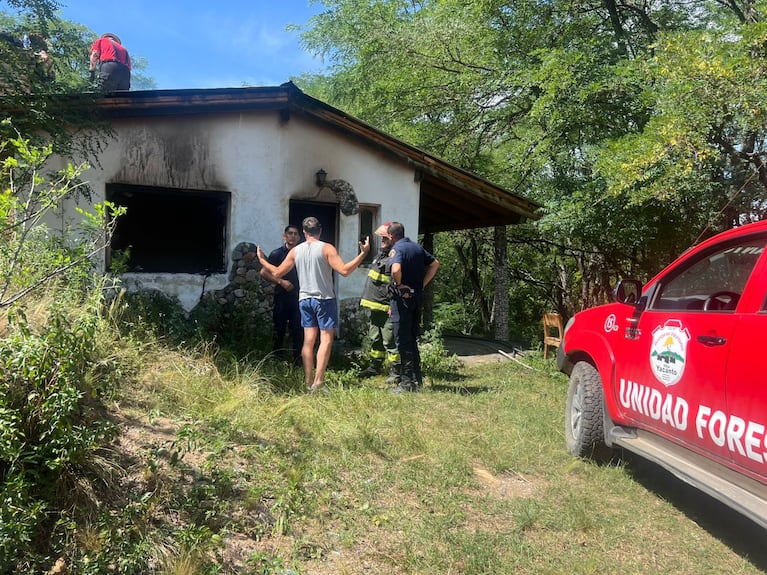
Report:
442,334,524,366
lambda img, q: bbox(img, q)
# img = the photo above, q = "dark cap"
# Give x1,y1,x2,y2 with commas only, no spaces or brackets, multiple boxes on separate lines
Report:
102,33,121,44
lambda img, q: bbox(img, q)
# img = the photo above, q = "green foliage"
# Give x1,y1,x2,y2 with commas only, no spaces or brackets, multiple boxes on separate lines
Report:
246,552,291,574
109,288,195,344
0,114,134,570
0,301,118,571
596,21,767,227
431,229,495,335
300,0,767,331
188,295,273,360
0,10,90,91
0,124,126,309
0,4,155,158
106,286,276,369
0,2,165,569
0,6,105,157
432,302,474,334
419,324,461,380
0,5,155,93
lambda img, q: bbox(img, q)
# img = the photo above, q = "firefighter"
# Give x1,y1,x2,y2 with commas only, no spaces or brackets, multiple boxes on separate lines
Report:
388,221,440,393
359,222,400,384
89,32,131,91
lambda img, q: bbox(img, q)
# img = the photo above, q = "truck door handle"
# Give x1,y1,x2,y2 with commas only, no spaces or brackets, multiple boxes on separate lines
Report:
697,335,726,346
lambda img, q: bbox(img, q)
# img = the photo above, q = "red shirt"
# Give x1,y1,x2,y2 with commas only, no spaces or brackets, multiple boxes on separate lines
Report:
90,37,131,70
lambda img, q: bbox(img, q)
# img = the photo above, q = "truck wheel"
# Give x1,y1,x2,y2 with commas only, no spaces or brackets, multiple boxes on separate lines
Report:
565,361,606,458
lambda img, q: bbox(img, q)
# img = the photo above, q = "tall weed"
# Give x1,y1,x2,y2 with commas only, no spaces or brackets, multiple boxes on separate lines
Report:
420,323,461,380
0,296,120,571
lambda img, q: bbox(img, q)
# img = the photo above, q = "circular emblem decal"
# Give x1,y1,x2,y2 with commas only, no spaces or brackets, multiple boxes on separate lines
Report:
650,320,690,386
604,314,618,333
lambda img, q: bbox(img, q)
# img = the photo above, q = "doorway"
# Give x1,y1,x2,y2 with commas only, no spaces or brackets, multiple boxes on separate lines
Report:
289,201,338,246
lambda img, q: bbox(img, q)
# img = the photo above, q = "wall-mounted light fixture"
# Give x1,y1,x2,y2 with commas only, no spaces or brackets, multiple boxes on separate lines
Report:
311,170,360,215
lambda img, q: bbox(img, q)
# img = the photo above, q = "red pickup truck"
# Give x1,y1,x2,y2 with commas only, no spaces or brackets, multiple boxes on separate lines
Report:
558,219,767,528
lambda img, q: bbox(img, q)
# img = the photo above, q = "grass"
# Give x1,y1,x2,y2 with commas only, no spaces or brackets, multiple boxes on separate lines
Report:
110,349,767,575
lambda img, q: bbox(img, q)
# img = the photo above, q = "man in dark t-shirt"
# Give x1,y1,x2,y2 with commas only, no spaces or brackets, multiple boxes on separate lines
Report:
387,221,440,393
259,225,303,362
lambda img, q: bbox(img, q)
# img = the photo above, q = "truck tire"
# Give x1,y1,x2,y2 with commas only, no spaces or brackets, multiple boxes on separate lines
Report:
565,361,606,458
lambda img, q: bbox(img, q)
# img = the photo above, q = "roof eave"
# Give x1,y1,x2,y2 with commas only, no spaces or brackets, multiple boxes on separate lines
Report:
93,83,542,231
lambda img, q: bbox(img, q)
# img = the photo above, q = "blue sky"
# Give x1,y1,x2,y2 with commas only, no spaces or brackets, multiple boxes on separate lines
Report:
56,0,328,89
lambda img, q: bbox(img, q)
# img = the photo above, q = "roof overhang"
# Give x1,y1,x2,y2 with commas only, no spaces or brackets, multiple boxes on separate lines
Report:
93,82,542,234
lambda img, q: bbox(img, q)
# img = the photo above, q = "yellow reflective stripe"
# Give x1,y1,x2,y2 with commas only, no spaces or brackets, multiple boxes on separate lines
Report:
387,353,400,362
367,269,391,283
360,298,389,312
370,349,386,359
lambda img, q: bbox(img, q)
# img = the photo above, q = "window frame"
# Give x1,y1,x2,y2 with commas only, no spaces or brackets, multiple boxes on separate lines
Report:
649,236,766,313
358,204,379,266
106,183,231,274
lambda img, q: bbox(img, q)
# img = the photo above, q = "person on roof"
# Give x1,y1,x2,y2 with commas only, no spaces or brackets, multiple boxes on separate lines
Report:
89,32,131,91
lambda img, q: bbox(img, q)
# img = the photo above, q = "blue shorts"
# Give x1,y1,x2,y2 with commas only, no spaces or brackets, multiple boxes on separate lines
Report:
299,298,338,330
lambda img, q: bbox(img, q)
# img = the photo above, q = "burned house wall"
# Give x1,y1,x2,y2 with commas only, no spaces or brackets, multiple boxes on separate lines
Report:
54,105,420,339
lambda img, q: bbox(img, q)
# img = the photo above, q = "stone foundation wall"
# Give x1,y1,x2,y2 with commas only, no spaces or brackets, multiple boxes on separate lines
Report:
339,297,368,347
196,242,272,328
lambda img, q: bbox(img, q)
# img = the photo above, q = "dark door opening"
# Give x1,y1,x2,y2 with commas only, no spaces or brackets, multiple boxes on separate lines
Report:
289,201,338,246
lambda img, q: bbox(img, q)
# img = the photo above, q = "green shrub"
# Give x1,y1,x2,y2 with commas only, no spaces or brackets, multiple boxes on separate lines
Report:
420,323,461,380
0,302,118,571
190,295,273,360
109,288,195,344
433,301,481,335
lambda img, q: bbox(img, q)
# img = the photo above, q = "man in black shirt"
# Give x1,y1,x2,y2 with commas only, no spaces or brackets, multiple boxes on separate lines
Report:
388,222,440,393
260,225,303,362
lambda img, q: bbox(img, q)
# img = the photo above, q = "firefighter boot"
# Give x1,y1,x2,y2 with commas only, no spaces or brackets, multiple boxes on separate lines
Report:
391,353,417,393
385,362,401,386
359,359,383,379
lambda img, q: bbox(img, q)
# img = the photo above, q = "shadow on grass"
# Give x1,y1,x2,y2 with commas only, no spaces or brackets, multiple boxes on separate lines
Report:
428,383,493,395
622,451,767,571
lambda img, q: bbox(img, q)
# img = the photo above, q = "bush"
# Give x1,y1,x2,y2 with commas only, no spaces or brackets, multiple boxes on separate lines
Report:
433,302,482,335
109,288,195,344
420,323,461,380
190,294,273,360
0,301,118,572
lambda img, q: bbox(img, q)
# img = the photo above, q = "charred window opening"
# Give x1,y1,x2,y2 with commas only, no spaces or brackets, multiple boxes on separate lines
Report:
107,184,230,274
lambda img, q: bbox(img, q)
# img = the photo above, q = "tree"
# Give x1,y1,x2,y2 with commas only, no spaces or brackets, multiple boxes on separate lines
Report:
1,2,155,157
0,124,125,309
299,0,767,338
597,18,767,226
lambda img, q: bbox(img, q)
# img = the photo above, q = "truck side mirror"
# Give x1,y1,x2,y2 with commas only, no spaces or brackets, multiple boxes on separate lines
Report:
612,279,643,305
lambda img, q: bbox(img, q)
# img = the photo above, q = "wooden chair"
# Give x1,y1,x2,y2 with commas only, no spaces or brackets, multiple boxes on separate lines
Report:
543,313,564,359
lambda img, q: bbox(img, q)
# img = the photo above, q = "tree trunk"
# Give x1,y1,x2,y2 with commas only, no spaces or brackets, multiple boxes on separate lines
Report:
493,225,509,341
453,235,492,333
422,231,435,331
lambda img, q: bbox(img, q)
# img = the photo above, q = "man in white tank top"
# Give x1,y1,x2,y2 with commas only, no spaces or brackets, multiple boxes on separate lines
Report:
258,216,370,393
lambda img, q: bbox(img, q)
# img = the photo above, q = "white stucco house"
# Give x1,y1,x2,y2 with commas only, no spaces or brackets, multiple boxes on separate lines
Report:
59,82,539,327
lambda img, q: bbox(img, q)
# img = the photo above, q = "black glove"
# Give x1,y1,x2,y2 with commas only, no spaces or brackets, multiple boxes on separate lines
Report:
89,70,95,82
